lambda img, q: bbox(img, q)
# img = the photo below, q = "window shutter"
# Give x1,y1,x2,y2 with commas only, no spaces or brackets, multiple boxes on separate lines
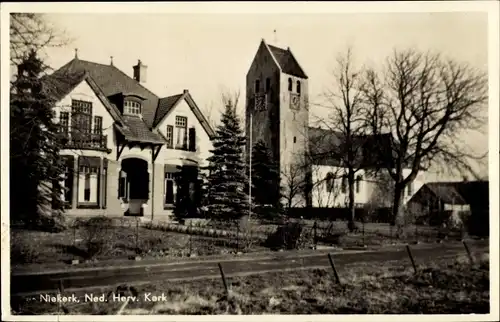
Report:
189,128,196,151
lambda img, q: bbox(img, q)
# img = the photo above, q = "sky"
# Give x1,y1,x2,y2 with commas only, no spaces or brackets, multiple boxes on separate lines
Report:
41,11,489,179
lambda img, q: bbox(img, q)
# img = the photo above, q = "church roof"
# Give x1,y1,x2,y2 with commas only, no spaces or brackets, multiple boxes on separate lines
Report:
267,44,308,79
308,127,396,168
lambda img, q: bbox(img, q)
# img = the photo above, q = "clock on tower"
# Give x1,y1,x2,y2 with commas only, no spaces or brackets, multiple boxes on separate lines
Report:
290,93,300,110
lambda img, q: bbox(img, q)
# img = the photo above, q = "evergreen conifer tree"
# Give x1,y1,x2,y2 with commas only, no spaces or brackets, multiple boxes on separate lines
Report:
205,101,250,221
251,140,283,218
10,50,66,230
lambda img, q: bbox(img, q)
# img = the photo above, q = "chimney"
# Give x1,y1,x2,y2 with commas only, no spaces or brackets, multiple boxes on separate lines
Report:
133,59,147,83
183,89,189,94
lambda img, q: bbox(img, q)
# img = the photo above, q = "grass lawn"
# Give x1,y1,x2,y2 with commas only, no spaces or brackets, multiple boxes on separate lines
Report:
10,225,264,269
16,252,489,315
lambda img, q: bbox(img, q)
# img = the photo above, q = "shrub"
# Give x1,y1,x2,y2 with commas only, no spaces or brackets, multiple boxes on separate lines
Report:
78,216,115,259
264,221,308,250
11,241,39,264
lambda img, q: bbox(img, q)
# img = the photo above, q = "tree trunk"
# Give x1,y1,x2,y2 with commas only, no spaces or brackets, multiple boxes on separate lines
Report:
347,172,356,232
391,184,405,237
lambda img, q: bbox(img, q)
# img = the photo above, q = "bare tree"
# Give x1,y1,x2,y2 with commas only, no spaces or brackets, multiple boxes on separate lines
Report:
315,48,368,231
281,161,308,209
362,48,488,230
309,165,343,209
10,13,71,68
201,101,219,130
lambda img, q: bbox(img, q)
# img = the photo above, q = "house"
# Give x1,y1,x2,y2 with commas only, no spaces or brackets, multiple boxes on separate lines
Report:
245,39,426,210
407,181,489,232
42,53,215,219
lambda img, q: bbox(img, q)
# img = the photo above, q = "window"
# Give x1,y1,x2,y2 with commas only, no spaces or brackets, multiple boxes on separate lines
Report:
255,79,260,93
288,78,292,91
164,172,177,205
124,100,141,115
59,112,69,133
118,170,128,200
326,172,335,192
265,78,271,91
93,116,103,135
166,125,174,148
78,165,99,204
188,127,196,152
71,100,92,134
296,81,301,95
293,136,297,143
175,116,188,149
356,175,363,193
341,176,347,193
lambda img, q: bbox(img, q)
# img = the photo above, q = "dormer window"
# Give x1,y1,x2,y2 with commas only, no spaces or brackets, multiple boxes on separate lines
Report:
124,100,141,116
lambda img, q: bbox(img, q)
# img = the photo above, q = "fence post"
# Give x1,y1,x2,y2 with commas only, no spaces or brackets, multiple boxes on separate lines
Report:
462,240,474,265
218,263,229,296
313,221,317,248
327,253,342,285
362,220,365,245
73,222,77,246
406,245,417,274
236,224,240,252
135,217,139,252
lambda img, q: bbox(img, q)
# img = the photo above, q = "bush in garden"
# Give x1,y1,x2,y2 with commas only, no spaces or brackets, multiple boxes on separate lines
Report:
10,240,40,264
77,216,115,259
264,221,307,250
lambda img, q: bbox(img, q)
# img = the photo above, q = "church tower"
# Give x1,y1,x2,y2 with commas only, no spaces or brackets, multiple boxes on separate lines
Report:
246,39,309,207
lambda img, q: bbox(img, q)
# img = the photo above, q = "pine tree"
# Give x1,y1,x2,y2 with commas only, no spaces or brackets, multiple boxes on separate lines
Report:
251,140,283,218
205,101,250,221
10,49,66,230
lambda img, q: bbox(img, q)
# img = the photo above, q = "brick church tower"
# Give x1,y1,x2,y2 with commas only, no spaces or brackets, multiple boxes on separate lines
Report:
246,39,310,207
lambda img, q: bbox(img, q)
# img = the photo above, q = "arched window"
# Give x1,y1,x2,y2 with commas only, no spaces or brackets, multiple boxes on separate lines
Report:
341,176,347,193
296,81,301,95
325,172,335,192
355,175,363,193
255,79,260,93
288,78,292,91
265,78,271,91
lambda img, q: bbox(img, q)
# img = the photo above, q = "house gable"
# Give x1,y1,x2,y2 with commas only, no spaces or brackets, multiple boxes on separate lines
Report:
155,96,214,167
53,77,117,155
154,91,215,140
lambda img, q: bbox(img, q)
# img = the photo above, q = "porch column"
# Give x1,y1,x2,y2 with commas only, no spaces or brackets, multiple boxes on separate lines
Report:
71,156,78,210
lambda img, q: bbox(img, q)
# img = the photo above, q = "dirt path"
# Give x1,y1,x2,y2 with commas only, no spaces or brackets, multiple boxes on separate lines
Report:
11,240,488,297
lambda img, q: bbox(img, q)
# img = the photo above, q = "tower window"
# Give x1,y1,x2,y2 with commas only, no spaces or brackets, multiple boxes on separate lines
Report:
293,136,297,143
255,79,260,93
265,78,271,91
296,81,301,95
288,78,292,91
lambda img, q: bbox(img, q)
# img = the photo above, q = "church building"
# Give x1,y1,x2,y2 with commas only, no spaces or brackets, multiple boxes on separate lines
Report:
245,39,426,210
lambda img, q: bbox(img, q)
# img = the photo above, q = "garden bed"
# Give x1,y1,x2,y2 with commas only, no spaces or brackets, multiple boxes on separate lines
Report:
10,225,259,269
